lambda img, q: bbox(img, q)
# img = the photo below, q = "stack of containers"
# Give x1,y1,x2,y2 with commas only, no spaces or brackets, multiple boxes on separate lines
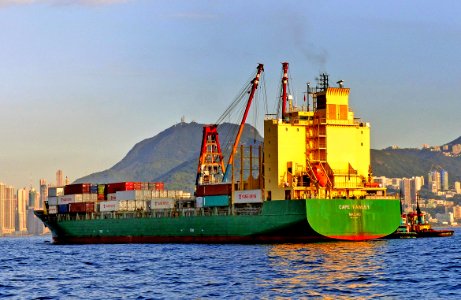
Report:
51,181,171,214
97,184,106,201
195,183,231,208
47,187,64,214
60,183,96,213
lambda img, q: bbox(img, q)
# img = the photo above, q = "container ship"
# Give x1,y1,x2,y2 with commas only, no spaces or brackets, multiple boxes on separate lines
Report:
35,63,401,244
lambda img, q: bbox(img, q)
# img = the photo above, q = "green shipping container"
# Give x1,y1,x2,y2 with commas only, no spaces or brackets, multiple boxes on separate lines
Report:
203,195,229,207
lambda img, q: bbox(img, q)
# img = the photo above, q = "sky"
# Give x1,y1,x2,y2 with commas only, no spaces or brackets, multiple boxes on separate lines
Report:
1,0,461,189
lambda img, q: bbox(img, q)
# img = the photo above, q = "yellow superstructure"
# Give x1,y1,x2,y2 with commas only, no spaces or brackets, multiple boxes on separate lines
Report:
264,78,384,201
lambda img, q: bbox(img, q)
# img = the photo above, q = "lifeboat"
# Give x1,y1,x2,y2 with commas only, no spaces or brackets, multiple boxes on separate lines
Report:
312,164,328,187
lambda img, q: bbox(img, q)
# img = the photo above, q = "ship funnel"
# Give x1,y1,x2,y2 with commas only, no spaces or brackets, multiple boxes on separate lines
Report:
337,80,344,88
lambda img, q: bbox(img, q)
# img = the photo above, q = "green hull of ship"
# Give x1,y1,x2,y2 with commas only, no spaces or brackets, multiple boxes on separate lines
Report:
36,199,401,244
306,198,402,240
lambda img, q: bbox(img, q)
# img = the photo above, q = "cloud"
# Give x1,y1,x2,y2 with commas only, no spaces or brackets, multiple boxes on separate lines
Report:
0,0,129,6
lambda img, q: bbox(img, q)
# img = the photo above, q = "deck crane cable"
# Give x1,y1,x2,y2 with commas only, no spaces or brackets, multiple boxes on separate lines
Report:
214,69,264,164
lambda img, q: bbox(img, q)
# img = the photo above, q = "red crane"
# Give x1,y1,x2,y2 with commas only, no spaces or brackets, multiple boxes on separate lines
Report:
222,64,264,181
281,62,289,118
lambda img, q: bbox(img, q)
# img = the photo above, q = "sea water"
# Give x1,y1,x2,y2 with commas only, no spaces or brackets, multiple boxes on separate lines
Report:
1,228,460,299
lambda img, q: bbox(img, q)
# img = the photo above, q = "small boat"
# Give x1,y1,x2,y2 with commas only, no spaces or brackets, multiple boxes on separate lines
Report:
386,200,454,239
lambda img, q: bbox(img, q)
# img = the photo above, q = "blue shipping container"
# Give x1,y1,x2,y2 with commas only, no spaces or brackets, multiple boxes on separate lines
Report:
58,204,69,214
90,184,98,194
203,195,229,207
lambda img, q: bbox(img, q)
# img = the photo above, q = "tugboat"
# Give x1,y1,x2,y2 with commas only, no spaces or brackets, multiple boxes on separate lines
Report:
387,200,454,239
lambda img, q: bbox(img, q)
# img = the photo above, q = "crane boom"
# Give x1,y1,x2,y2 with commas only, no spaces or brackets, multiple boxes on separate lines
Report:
222,63,264,182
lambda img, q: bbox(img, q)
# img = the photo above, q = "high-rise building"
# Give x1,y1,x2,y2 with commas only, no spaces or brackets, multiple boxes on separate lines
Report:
400,178,412,212
0,183,16,236
400,176,424,212
56,170,63,187
39,179,47,210
27,187,46,235
16,188,28,234
428,170,441,193
441,169,449,191
455,181,461,194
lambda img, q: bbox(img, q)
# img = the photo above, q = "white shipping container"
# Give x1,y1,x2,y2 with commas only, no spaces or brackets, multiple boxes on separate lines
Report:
90,194,98,202
107,193,117,201
196,197,203,208
144,190,153,200
99,200,119,212
116,190,144,201
233,189,263,204
47,197,58,206
48,187,64,197
136,200,146,210
82,194,91,203
58,194,82,205
150,198,175,210
119,200,137,211
48,205,57,214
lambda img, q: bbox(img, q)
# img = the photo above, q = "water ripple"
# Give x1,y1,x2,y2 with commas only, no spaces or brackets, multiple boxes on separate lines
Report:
0,229,460,298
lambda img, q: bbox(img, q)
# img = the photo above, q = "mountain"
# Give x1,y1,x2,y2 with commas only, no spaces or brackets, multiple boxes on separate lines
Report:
75,122,263,192
371,147,461,182
76,122,461,190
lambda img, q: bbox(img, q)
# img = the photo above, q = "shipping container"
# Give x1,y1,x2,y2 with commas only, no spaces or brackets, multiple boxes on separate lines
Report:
118,200,146,211
82,194,91,203
98,200,119,212
90,194,98,202
118,190,137,201
116,190,150,201
196,197,204,208
233,190,263,204
58,194,82,205
64,183,91,195
90,184,98,194
106,193,117,201
48,205,57,214
48,187,64,197
148,198,175,210
58,204,69,214
195,183,232,197
148,182,164,191
97,184,106,194
47,197,58,206
203,195,229,207
69,202,95,213
106,182,135,194
119,200,136,211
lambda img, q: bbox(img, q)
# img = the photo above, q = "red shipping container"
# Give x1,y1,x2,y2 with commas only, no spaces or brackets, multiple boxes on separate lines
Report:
106,182,135,194
134,182,142,190
69,202,86,213
85,202,95,213
148,182,164,191
195,183,232,197
69,202,95,213
65,183,91,195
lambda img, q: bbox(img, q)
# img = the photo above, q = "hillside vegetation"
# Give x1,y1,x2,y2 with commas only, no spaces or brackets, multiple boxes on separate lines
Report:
76,122,461,190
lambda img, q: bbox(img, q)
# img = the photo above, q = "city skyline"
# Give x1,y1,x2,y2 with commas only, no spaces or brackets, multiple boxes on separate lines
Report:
1,1,461,189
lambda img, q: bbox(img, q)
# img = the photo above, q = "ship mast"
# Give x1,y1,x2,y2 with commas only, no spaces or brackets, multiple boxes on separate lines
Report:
222,63,264,182
281,62,289,118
